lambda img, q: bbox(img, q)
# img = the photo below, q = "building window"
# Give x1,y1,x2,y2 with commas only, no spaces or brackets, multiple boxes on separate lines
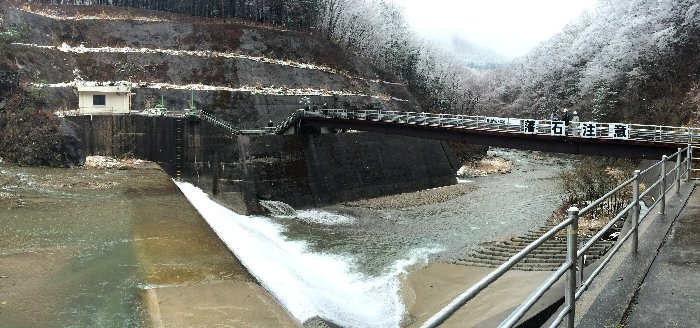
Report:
93,95,106,106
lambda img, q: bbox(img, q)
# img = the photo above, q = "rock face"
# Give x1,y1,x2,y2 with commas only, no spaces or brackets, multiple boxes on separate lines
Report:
0,110,83,167
58,119,85,166
4,4,468,202
3,4,421,129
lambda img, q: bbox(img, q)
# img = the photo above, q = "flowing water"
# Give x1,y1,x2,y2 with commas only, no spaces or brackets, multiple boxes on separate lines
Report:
174,148,572,327
0,148,571,327
259,200,298,216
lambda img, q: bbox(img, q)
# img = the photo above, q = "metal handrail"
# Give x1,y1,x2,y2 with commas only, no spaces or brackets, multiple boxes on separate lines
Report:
499,263,571,327
304,108,700,145
421,146,693,328
420,217,573,327
274,109,305,135
199,111,239,134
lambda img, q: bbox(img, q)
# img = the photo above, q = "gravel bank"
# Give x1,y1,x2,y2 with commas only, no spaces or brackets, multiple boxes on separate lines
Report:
343,184,478,210
342,154,513,211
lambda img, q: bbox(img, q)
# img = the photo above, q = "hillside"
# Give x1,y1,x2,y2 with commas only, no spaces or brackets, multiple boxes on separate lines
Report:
481,0,700,127
0,3,419,128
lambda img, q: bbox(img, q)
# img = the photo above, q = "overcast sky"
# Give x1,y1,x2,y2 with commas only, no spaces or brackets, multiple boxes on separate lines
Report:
392,0,597,59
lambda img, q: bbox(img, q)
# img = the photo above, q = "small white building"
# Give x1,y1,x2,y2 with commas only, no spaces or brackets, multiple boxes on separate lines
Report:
77,83,132,115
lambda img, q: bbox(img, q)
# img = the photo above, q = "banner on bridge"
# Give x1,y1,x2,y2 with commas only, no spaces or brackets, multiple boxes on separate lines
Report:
610,124,630,139
551,121,566,136
580,122,597,138
486,117,521,126
521,119,539,134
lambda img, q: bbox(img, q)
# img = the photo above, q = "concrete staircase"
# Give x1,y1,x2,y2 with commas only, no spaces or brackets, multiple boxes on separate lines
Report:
455,224,617,271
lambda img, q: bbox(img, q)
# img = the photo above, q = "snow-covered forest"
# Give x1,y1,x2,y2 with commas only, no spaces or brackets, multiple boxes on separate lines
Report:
491,0,700,125
10,0,700,126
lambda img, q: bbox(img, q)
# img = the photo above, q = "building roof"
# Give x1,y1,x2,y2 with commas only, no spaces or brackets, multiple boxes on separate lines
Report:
77,85,131,93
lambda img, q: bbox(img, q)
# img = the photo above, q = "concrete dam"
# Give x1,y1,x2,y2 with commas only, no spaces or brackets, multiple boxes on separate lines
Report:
66,115,462,214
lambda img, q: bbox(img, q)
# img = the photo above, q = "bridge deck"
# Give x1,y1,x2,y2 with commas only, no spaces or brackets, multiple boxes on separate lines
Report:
299,113,688,159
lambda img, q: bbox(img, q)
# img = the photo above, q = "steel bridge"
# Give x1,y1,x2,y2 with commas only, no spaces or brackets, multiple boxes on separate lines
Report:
278,109,699,159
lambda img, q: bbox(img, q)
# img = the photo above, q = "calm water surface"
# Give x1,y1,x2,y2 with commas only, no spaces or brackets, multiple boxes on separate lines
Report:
0,165,249,327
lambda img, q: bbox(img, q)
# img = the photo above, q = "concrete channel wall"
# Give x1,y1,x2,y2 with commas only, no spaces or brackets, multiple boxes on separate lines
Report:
66,115,461,214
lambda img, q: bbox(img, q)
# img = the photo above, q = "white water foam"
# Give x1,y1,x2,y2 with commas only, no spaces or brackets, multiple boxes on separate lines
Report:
175,182,438,327
457,178,475,184
259,200,297,217
295,209,357,225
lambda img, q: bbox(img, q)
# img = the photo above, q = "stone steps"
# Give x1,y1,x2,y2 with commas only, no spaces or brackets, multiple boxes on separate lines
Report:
454,224,619,271
454,259,562,271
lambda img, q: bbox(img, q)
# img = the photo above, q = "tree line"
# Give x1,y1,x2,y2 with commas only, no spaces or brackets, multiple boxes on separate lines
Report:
25,0,322,30
482,0,700,125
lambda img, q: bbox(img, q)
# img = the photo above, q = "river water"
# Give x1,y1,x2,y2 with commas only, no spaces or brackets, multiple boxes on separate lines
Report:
0,149,570,327
0,165,252,327
176,148,572,327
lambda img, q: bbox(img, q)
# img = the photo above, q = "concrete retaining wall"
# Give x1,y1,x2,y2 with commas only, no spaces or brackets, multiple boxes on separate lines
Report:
67,115,460,214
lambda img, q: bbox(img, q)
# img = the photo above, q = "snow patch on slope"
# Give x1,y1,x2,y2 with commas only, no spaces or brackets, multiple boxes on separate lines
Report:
34,79,408,102
14,42,404,86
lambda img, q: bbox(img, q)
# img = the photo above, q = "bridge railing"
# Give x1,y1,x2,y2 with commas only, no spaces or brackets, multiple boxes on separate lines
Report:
421,146,692,328
273,109,306,135
199,111,239,134
309,108,700,145
628,124,700,144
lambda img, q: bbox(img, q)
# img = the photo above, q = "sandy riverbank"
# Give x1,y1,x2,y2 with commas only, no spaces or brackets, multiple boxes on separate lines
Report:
343,184,478,210
400,263,553,327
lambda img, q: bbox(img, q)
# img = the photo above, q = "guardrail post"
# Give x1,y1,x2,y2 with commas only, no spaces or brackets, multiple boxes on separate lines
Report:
688,146,693,182
676,148,681,194
566,207,579,328
660,155,667,215
633,170,640,253
577,240,584,287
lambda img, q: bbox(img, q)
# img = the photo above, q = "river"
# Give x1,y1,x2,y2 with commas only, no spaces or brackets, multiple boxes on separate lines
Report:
0,148,571,327
176,148,572,327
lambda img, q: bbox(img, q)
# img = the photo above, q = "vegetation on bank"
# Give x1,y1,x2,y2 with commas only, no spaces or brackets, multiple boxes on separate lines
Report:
0,23,82,166
554,157,638,232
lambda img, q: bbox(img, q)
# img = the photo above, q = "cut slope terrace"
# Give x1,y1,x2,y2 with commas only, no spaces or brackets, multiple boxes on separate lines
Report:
3,3,418,128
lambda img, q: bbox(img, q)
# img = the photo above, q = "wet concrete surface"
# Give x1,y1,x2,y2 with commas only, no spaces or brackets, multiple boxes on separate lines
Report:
575,182,696,327
0,164,290,327
623,184,700,327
